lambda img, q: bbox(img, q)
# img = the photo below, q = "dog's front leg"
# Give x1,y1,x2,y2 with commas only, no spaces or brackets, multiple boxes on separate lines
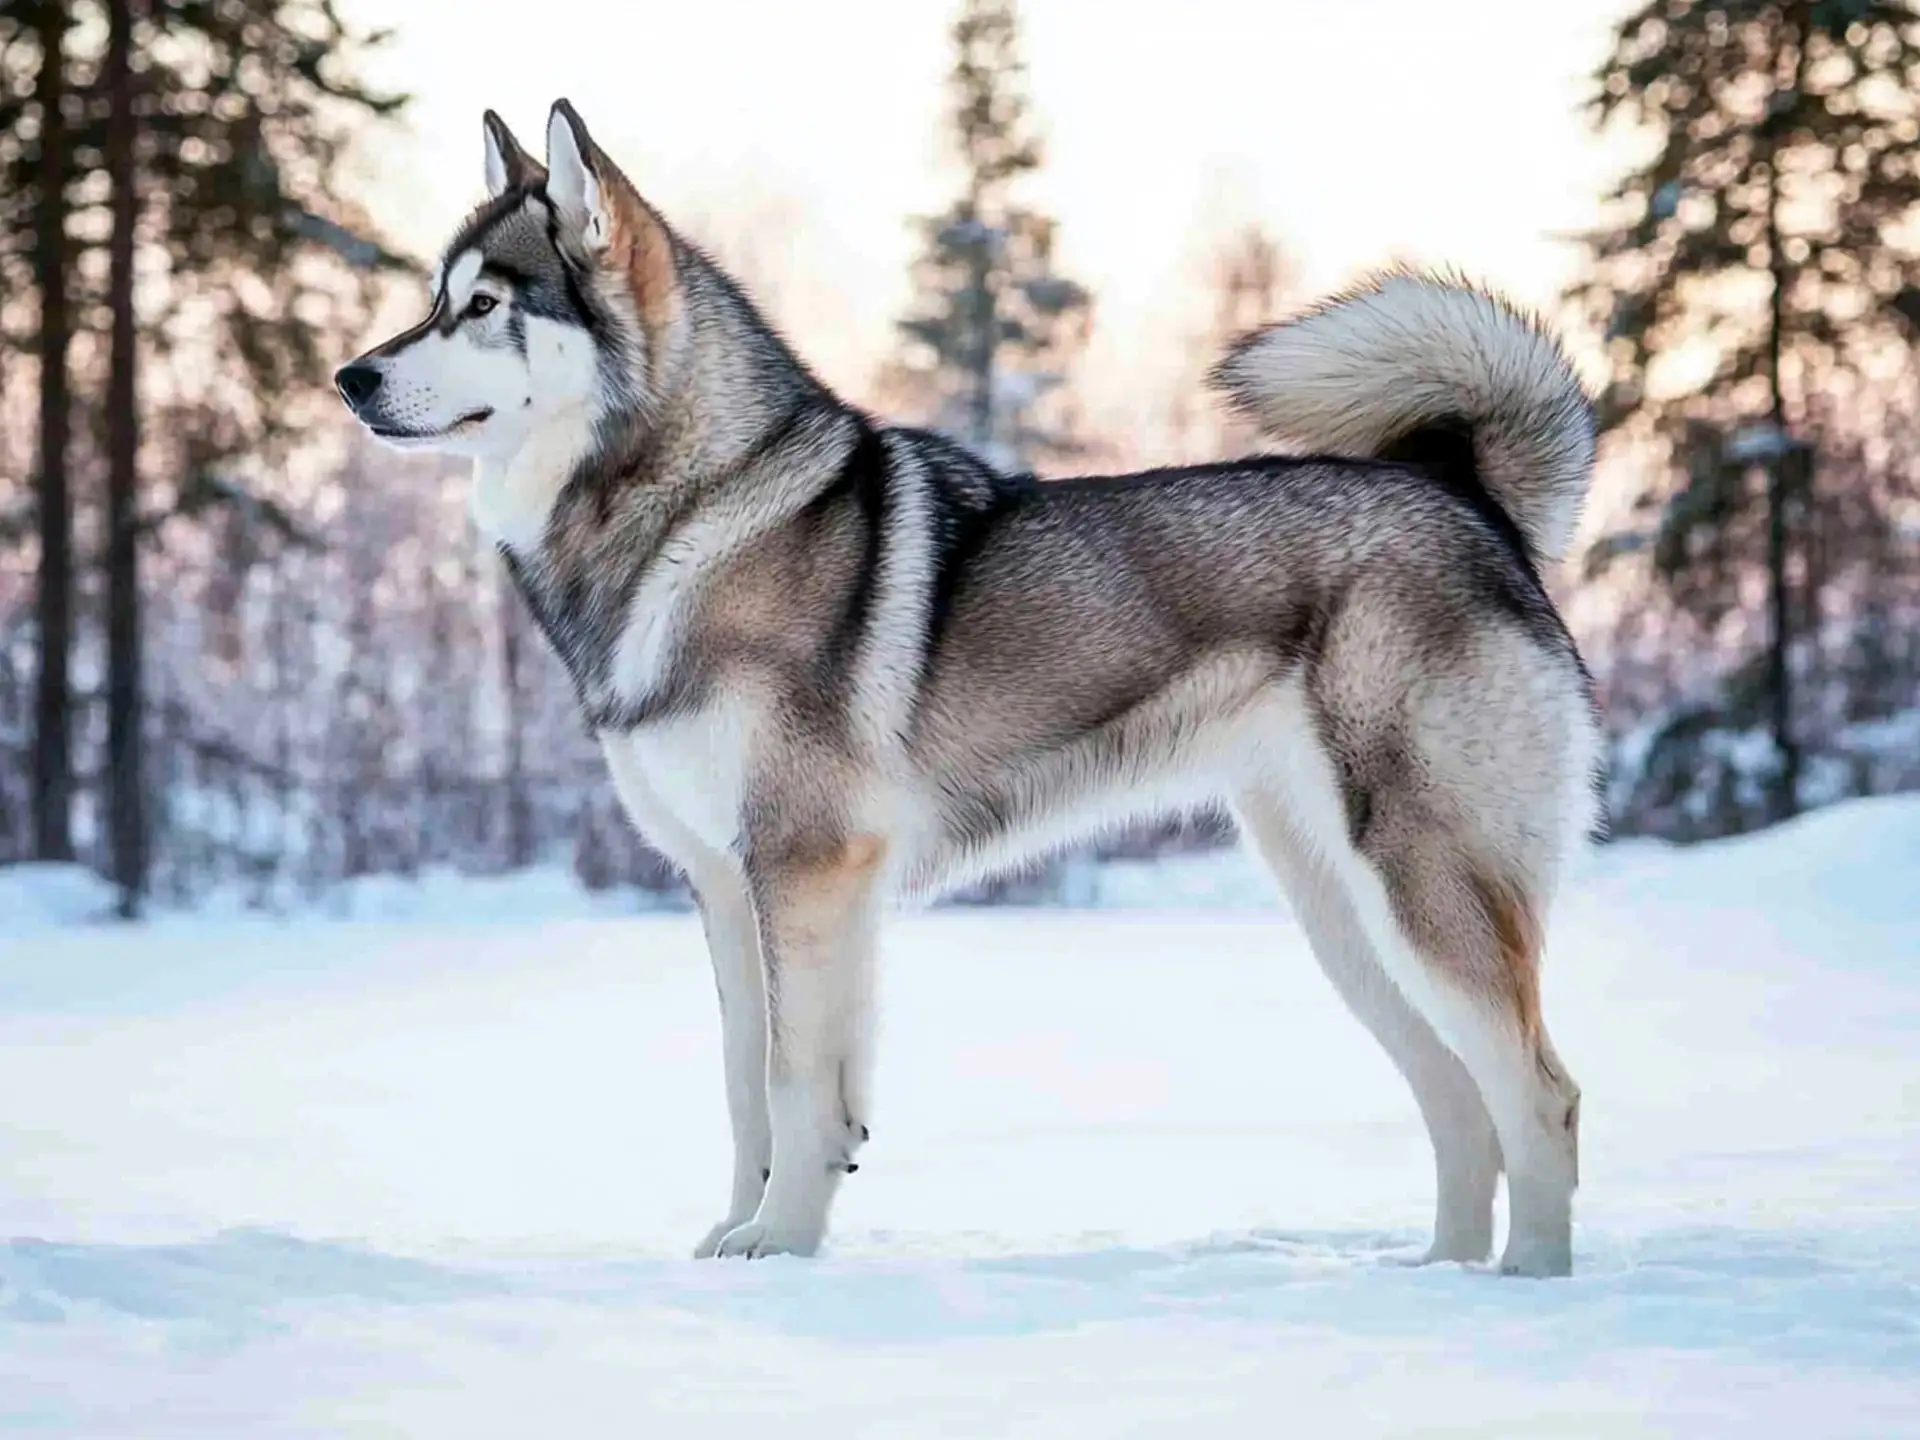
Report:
689,868,773,1258
713,835,881,1259
596,740,778,1259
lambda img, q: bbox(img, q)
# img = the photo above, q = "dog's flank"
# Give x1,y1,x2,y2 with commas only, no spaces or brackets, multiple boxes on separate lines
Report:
336,100,1601,1276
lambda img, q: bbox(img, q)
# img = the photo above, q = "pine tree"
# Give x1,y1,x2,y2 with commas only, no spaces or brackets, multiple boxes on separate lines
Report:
0,0,408,886
1569,0,1920,826
105,0,412,469
891,0,1091,470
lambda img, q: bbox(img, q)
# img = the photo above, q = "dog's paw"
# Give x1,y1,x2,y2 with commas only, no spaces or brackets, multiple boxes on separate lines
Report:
712,1218,823,1260
1377,1232,1493,1269
1496,1234,1573,1278
693,1215,756,1259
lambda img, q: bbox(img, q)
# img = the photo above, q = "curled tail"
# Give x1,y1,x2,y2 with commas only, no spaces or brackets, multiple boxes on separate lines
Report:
1207,268,1596,562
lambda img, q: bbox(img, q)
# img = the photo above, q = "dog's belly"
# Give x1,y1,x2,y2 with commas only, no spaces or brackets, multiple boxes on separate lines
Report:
893,754,1230,902
894,667,1323,900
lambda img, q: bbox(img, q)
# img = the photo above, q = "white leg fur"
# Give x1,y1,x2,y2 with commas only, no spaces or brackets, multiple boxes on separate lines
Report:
600,740,773,1257
688,872,773,1259
1399,981,1577,1277
1235,790,1502,1264
716,850,879,1259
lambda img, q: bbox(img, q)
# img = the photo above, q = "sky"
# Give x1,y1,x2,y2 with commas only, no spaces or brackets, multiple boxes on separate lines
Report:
339,0,1638,433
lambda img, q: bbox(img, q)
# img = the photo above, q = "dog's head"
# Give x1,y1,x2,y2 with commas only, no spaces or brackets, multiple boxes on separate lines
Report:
334,101,678,459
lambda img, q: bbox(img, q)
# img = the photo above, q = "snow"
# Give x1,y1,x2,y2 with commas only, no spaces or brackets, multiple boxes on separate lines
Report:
2,797,1918,1436
1607,695,1920,835
0,863,120,937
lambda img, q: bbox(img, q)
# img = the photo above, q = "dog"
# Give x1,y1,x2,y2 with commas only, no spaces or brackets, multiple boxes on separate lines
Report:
335,100,1600,1276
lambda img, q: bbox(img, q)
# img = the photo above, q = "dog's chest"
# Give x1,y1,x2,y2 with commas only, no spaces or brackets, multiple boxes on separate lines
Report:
502,510,709,728
600,698,755,860
521,554,750,857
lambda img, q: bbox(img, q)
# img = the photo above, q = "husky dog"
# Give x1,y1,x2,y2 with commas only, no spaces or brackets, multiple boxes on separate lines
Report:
336,100,1600,1276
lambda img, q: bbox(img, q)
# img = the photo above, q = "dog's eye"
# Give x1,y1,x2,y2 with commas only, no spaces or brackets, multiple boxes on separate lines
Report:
467,294,498,320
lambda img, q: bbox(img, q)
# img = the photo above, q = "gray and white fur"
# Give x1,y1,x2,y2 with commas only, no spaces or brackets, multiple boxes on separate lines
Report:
336,101,1602,1276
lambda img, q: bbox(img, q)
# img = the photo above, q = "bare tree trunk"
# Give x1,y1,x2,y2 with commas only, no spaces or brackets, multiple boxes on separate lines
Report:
499,575,534,869
105,0,145,914
31,0,74,861
1762,2,1811,822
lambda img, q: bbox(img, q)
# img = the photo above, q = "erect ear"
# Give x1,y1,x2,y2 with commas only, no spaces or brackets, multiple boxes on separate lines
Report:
542,98,680,332
482,110,543,198
545,98,613,255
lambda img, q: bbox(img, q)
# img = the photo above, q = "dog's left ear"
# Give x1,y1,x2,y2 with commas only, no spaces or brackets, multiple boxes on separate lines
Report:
483,109,544,198
542,98,679,333
546,98,613,256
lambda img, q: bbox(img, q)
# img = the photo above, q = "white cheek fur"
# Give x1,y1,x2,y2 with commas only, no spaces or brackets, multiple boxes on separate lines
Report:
466,315,603,547
522,314,599,414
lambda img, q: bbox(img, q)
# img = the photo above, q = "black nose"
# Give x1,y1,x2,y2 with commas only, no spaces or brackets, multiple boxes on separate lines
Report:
334,362,382,410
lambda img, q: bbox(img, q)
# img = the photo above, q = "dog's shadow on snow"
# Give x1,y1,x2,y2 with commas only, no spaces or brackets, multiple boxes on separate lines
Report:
628,1225,1917,1371
4,1225,1914,1374
0,1228,504,1339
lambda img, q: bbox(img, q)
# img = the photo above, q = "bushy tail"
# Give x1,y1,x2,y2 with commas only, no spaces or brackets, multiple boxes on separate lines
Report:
1207,268,1595,562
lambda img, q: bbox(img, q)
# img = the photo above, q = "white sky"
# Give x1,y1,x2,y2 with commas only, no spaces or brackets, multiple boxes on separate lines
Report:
340,0,1636,427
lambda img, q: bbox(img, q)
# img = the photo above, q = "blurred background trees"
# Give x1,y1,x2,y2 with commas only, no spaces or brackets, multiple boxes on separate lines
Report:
1,0,429,910
1570,0,1920,837
1165,223,1293,463
885,0,1093,471
1,0,1917,915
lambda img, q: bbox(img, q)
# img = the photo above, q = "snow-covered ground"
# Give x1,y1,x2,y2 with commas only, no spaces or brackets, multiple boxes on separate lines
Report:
2,798,1918,1437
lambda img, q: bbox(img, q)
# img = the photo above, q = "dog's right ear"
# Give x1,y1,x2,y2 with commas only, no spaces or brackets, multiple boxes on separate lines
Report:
482,110,543,198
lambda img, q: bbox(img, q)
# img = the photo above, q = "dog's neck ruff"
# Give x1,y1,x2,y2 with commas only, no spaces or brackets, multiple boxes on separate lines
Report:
469,403,600,551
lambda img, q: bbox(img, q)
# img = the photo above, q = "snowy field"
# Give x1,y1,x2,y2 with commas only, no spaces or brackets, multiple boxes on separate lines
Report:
2,799,1918,1437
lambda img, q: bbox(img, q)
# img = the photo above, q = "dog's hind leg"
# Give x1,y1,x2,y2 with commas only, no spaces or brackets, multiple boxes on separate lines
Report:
1240,651,1585,1276
1235,788,1502,1264
714,833,883,1259
1354,829,1581,1277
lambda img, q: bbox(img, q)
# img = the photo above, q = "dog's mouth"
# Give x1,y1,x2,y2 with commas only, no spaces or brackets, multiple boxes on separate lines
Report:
368,409,494,443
